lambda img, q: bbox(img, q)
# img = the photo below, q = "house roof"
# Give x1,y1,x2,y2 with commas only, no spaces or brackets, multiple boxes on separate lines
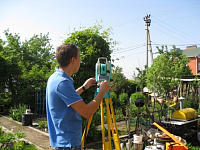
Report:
181,47,200,57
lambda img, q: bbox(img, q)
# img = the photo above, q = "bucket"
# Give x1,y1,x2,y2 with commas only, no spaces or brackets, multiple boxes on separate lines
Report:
133,134,143,143
198,132,200,141
22,113,33,126
133,142,143,150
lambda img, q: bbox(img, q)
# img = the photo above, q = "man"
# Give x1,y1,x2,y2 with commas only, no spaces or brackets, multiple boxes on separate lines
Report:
46,43,110,150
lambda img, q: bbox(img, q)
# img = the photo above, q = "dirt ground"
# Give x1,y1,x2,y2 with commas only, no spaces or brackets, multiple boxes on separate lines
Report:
0,114,129,150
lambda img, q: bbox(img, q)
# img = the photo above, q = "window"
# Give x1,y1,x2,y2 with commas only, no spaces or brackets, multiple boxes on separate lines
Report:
198,62,200,73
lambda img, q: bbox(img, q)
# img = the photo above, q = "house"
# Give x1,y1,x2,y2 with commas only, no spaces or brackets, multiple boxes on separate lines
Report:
181,45,200,75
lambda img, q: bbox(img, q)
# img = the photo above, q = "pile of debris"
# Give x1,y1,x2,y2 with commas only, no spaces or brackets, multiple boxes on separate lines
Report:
122,122,188,150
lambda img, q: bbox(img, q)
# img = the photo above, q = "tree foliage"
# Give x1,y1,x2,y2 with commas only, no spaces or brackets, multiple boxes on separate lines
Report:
130,92,146,117
135,65,147,89
110,66,128,95
118,93,129,115
19,33,56,89
111,66,137,97
0,29,56,108
146,45,192,96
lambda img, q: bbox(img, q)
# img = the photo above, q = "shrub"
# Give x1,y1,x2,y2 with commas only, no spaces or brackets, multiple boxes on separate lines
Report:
9,104,29,122
130,92,146,117
38,120,48,129
115,108,124,121
186,143,200,150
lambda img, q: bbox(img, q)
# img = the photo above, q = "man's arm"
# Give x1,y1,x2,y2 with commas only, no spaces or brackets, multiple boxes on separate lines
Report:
76,86,85,95
72,80,110,119
76,78,96,95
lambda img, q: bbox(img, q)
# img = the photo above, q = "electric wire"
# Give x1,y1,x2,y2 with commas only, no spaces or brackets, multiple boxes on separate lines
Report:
151,25,189,44
122,50,145,58
152,15,199,43
151,3,200,18
112,43,145,54
152,20,197,44
151,42,200,48
112,17,141,28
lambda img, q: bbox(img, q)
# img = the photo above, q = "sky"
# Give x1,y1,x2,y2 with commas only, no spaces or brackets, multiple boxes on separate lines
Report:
0,0,200,79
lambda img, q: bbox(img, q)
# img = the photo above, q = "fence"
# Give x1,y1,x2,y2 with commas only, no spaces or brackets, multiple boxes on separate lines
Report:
35,89,46,118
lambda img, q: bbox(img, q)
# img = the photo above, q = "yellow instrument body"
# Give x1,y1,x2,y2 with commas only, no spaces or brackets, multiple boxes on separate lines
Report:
171,108,198,120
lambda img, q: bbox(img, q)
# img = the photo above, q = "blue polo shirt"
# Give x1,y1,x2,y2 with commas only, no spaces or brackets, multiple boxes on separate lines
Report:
46,69,83,147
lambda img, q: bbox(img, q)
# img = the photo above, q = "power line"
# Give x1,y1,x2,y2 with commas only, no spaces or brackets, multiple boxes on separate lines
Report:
151,42,200,49
113,50,146,60
151,25,189,44
152,3,200,18
152,15,199,43
112,44,145,54
112,17,141,28
123,50,145,58
117,43,145,50
152,20,197,43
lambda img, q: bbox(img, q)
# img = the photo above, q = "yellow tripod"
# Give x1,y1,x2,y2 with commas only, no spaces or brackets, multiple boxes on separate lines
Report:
81,97,121,150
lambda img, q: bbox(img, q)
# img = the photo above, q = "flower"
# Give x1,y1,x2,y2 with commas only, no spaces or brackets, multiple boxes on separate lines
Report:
8,142,13,147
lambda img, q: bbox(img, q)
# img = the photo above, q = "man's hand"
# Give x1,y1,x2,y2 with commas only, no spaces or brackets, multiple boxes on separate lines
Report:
99,80,110,94
83,78,96,90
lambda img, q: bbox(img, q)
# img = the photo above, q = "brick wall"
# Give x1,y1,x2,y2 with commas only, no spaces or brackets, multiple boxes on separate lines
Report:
187,57,197,75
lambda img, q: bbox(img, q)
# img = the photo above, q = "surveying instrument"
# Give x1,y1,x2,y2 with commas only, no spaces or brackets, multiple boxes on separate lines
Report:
81,57,121,150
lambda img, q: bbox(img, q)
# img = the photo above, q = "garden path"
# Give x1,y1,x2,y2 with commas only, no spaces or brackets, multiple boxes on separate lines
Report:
0,115,53,150
0,114,128,150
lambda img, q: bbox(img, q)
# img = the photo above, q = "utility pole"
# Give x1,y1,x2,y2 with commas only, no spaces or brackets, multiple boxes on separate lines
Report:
143,14,152,68
148,32,153,65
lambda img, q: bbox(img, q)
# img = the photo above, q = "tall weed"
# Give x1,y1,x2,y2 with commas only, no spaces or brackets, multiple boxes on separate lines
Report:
9,104,29,122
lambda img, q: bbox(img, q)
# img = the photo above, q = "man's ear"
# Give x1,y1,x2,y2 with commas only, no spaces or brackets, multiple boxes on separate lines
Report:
71,57,75,64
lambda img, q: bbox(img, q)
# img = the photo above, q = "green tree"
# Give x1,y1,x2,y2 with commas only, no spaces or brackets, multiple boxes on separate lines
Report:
0,55,8,92
135,65,147,90
18,33,56,109
146,45,192,96
184,76,200,110
130,92,146,120
0,30,22,105
64,23,115,142
20,33,56,89
0,40,7,93
110,66,128,96
0,52,10,108
118,93,129,115
0,30,56,110
110,92,118,109
125,80,138,97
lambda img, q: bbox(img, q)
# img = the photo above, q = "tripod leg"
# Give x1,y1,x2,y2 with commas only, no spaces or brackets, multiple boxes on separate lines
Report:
104,98,121,150
108,98,121,150
109,98,120,136
105,98,112,150
81,116,93,149
100,100,107,150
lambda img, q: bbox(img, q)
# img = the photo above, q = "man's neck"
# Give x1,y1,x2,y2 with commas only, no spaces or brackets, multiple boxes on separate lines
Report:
59,67,72,77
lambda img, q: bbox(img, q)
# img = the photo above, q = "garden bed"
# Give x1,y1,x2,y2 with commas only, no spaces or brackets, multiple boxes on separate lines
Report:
0,126,37,150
